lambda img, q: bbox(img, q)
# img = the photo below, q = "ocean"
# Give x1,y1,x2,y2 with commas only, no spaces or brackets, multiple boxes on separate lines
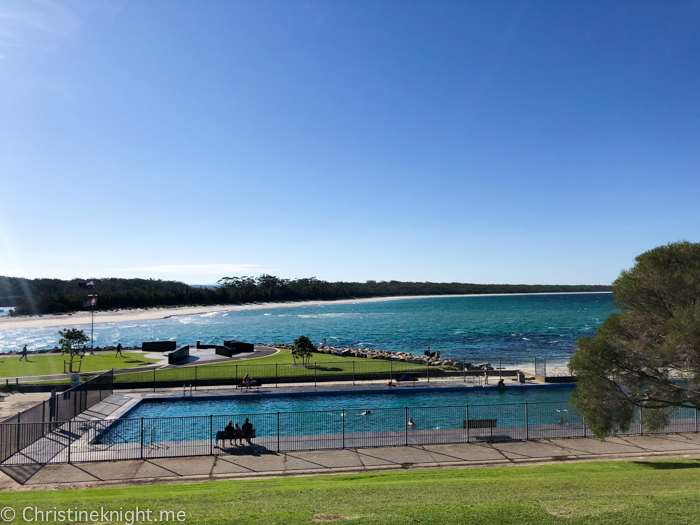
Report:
0,293,614,363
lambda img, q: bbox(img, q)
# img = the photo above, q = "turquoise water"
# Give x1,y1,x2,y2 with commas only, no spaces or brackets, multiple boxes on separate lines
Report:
0,293,614,362
106,386,576,444
126,385,575,419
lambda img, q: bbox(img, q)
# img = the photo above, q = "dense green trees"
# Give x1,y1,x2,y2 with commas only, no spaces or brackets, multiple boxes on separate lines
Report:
0,274,611,316
570,241,700,438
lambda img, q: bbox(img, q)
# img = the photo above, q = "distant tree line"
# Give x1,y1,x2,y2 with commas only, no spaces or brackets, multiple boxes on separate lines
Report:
0,274,612,316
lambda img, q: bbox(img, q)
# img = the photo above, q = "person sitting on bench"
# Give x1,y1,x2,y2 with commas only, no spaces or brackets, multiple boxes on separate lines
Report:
223,420,235,446
242,374,251,388
234,423,243,445
242,418,254,446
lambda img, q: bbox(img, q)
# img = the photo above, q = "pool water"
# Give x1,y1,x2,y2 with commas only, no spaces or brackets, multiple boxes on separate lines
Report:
126,385,576,419
106,386,578,444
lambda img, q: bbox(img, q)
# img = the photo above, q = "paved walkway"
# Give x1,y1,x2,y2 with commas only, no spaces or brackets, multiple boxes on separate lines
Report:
3,432,700,490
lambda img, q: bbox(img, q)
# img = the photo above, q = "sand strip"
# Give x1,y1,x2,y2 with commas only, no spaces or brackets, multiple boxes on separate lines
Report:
0,292,608,330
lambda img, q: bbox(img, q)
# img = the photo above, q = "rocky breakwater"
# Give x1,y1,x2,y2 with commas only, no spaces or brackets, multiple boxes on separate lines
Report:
267,343,495,371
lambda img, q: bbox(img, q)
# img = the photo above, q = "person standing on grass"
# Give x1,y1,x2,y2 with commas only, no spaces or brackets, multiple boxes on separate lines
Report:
116,343,123,357
19,344,28,361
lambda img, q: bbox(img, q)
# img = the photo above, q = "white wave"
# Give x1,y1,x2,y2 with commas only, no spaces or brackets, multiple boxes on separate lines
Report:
298,313,356,319
263,313,271,316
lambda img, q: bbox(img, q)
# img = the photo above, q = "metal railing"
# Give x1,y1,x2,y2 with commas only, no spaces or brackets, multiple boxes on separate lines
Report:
0,370,113,464
2,400,697,467
111,358,543,391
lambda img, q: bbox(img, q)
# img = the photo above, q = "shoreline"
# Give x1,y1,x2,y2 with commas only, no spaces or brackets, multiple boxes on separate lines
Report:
0,291,610,331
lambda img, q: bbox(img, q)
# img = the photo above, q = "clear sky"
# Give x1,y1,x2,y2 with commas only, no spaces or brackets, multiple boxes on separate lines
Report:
0,1,698,286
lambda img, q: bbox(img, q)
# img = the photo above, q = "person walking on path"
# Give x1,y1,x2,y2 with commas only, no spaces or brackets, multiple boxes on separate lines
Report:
19,345,28,361
116,343,123,357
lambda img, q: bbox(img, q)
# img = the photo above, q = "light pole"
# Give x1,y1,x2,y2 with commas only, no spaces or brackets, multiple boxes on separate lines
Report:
87,294,98,350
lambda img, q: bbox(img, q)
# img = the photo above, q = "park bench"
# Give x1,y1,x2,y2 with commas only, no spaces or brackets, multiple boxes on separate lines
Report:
236,379,263,391
215,429,256,446
396,374,418,385
463,418,498,442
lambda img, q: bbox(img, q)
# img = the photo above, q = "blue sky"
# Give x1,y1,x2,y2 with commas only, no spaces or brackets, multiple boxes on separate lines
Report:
0,1,698,286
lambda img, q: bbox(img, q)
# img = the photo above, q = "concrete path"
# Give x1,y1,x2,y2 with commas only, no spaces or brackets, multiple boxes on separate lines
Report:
0,392,52,421
3,432,700,491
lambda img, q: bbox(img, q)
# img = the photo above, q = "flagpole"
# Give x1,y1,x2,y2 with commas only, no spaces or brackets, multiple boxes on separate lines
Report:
80,282,96,350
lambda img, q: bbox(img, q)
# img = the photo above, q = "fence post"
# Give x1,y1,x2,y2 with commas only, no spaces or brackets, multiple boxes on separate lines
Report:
525,403,529,441
277,412,280,452
67,419,72,464
210,415,213,455
16,412,20,455
463,360,466,383
427,363,430,383
276,364,278,388
236,364,238,382
544,358,547,379
195,366,198,391
342,409,345,449
466,405,469,443
405,407,408,446
696,409,698,433
153,367,156,393
353,361,355,386
390,360,393,383
42,401,46,424
499,358,502,381
140,417,144,460
315,365,317,387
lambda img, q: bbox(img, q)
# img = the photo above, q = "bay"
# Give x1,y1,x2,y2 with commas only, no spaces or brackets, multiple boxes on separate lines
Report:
0,293,614,364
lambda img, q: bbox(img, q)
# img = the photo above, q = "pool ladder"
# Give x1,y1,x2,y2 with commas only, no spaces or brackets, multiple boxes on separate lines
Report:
183,384,194,397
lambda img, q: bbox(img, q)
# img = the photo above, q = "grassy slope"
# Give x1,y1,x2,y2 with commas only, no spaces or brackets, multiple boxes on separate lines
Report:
0,353,160,378
2,461,700,524
115,349,428,383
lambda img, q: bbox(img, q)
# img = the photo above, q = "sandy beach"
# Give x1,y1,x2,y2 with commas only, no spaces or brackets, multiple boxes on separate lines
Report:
0,292,608,330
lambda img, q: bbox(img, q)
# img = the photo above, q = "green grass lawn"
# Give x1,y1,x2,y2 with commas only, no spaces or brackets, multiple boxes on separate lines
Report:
115,349,432,383
0,353,160,378
2,461,700,523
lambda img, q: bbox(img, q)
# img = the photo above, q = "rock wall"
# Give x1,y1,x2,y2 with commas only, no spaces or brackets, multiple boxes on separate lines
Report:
266,343,495,371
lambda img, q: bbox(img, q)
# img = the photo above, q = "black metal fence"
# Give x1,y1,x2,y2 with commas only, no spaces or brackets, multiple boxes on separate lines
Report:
0,370,113,464
110,359,538,391
2,400,697,467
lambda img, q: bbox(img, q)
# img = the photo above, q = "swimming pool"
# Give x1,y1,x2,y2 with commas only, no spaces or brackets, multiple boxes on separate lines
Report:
102,385,578,447
125,385,576,419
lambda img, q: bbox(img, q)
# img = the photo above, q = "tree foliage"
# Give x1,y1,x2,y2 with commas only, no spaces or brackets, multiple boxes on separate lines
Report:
58,328,90,372
292,335,315,366
0,274,611,316
569,241,700,438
